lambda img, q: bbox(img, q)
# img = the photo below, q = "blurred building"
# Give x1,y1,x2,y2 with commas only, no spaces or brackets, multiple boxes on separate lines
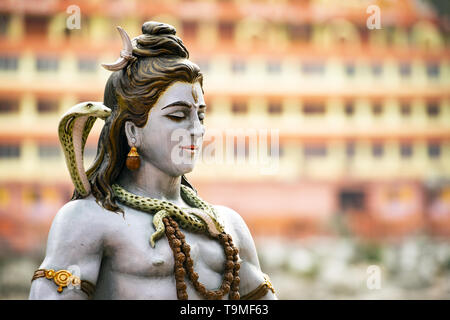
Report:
0,0,449,253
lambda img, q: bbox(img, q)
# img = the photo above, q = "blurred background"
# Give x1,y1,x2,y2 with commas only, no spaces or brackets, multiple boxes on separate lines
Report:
0,0,449,299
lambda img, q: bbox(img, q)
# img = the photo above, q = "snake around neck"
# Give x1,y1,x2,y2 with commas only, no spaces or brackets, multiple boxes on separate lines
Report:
58,102,225,248
112,183,224,247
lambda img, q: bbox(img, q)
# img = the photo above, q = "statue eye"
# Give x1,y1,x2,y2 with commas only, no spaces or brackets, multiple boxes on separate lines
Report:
168,111,185,118
166,111,185,121
86,103,93,108
198,112,205,121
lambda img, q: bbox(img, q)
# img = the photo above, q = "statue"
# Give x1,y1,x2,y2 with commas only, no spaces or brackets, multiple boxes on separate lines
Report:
29,21,276,300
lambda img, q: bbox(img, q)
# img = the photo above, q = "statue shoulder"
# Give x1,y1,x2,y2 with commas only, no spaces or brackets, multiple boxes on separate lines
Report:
213,204,245,225
48,196,117,247
56,196,110,224
212,205,253,241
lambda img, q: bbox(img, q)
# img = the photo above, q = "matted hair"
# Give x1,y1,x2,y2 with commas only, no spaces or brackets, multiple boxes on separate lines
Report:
73,21,203,213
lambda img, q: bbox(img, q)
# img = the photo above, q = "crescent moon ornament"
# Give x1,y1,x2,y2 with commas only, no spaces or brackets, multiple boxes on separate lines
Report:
101,26,136,71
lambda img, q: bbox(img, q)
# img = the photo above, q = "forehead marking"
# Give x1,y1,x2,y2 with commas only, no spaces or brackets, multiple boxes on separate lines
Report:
191,84,198,104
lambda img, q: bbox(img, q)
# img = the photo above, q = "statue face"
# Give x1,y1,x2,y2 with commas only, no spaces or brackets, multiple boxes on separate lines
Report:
137,81,205,177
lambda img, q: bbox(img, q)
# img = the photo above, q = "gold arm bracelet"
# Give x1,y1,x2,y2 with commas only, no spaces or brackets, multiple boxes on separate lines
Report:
32,269,95,299
240,273,276,300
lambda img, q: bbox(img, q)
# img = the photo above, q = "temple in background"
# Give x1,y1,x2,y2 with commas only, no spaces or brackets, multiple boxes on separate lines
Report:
0,0,449,253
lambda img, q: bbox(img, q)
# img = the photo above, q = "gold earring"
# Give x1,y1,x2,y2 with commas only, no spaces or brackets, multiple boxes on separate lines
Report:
126,146,140,171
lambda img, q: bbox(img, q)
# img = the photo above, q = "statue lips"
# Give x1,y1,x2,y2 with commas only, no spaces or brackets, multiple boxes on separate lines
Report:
180,145,199,154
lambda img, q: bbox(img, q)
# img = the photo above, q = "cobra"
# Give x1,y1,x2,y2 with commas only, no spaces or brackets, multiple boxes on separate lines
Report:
58,102,111,197
58,101,224,248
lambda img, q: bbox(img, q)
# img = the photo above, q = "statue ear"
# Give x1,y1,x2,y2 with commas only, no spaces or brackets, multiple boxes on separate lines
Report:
124,121,141,148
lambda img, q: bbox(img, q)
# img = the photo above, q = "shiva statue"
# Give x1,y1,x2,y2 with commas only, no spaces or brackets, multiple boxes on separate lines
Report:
29,21,276,300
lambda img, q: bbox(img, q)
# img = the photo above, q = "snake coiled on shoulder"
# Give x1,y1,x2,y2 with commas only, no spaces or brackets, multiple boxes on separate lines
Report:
58,101,225,248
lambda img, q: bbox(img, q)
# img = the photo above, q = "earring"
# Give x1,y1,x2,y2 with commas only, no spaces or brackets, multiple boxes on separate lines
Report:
126,145,140,171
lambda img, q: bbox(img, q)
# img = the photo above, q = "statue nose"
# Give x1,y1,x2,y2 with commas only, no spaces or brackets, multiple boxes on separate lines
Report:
190,115,204,138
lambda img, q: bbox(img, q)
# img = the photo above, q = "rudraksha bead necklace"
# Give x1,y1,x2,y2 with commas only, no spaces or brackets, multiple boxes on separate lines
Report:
162,216,240,300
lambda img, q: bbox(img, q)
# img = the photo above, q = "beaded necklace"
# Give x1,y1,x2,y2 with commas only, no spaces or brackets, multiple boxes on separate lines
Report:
163,216,241,300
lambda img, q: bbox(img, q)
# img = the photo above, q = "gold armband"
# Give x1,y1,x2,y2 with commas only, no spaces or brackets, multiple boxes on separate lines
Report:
240,273,276,300
32,269,95,299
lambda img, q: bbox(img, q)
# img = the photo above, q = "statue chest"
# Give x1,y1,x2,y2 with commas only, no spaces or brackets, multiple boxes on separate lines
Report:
103,208,226,278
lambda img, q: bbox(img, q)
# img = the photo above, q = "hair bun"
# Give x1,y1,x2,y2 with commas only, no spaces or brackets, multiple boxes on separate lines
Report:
133,21,188,59
142,21,176,36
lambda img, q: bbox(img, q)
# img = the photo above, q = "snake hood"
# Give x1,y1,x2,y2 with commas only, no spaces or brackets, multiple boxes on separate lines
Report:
58,102,111,197
60,102,111,120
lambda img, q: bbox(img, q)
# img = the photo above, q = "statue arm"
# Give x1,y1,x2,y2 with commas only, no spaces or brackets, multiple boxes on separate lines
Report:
214,205,277,300
29,199,104,300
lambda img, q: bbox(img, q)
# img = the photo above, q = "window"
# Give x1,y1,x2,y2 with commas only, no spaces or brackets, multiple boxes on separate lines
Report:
0,144,20,158
231,59,246,74
371,62,383,77
37,99,58,113
24,15,49,37
268,102,282,114
182,20,198,39
372,103,383,116
400,143,413,158
0,99,19,113
428,143,440,158
38,145,60,158
231,101,247,114
372,143,384,157
400,103,411,116
426,102,440,117
304,144,327,158
288,24,311,42
266,60,281,74
303,102,325,115
358,26,370,44
346,142,355,158
345,63,355,77
399,62,411,78
218,21,234,40
0,14,10,35
77,58,97,72
301,61,324,75
0,55,18,71
339,190,365,211
385,26,396,45
426,62,440,78
344,102,354,116
36,57,59,71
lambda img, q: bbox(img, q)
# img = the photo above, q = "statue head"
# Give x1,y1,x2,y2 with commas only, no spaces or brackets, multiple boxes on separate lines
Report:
76,21,204,212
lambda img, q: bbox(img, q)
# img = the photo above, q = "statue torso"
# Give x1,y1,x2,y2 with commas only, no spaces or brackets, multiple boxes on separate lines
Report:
93,202,234,300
